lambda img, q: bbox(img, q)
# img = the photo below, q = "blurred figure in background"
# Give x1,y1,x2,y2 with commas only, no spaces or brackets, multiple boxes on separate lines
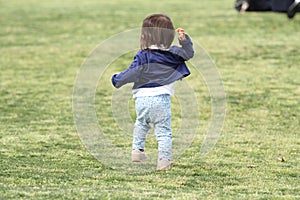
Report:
235,0,271,12
288,0,300,18
234,0,300,18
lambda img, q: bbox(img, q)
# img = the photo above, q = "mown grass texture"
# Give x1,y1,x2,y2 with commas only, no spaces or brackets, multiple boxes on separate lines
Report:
0,0,299,199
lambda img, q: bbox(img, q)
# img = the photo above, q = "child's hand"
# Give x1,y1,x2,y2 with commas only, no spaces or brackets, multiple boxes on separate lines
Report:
176,28,186,41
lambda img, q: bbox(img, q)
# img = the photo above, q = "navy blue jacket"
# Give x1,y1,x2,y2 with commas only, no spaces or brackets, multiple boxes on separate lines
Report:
112,35,194,89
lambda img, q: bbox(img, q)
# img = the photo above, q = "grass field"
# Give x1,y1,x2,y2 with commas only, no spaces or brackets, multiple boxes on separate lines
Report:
1,0,299,199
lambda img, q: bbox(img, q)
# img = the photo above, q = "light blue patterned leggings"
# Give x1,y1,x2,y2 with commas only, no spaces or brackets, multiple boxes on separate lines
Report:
132,94,172,160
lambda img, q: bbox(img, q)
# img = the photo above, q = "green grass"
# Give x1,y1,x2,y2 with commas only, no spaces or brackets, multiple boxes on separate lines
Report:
1,0,299,199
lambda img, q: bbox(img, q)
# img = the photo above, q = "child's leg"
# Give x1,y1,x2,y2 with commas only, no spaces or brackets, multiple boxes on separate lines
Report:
132,120,151,150
132,97,151,151
151,95,172,160
155,117,172,160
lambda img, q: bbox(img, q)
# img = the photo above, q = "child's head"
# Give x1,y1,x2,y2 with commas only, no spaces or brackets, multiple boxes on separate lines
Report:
140,14,175,50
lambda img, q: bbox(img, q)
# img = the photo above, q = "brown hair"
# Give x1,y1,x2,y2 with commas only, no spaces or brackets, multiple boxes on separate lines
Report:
140,14,175,49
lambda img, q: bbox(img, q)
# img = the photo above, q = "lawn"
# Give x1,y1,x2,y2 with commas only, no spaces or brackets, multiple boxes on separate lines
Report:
0,0,299,199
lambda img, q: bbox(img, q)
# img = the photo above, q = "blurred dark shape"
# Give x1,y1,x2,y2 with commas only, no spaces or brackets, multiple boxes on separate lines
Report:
272,0,295,12
235,0,272,12
288,0,300,18
234,0,300,18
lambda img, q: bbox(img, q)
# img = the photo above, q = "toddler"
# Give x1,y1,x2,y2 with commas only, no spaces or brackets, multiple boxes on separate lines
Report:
111,14,194,170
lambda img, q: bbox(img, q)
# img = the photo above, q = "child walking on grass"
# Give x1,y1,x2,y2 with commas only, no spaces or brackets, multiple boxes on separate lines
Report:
111,14,194,170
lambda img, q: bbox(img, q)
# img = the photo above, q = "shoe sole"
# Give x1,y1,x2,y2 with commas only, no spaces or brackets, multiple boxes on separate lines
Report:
157,165,171,171
157,161,173,170
132,158,147,162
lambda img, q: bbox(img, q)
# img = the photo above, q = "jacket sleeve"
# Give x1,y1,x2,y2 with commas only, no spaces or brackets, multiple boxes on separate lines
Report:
169,34,194,61
111,54,143,88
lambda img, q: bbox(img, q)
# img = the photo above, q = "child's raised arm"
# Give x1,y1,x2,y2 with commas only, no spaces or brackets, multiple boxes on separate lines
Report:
169,28,194,61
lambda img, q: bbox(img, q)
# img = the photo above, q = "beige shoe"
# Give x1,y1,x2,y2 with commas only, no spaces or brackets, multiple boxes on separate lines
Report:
157,158,172,171
132,149,148,162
